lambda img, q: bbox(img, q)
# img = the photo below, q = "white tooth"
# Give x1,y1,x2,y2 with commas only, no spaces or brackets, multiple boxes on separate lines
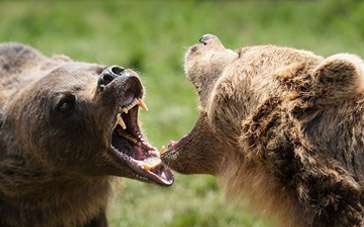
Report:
160,146,167,155
142,157,162,170
132,99,138,108
122,107,129,114
121,99,140,114
121,133,138,144
119,131,139,144
138,99,149,111
123,99,140,113
117,114,127,130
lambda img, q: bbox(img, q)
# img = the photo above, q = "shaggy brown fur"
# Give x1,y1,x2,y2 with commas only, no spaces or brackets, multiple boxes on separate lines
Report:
0,43,172,227
162,34,364,226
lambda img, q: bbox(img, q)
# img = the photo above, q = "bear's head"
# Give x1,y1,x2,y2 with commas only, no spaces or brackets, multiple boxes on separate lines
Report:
0,44,173,186
161,34,239,174
162,34,364,180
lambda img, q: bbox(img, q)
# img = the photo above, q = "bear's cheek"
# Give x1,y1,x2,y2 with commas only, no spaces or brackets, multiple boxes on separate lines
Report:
207,92,245,146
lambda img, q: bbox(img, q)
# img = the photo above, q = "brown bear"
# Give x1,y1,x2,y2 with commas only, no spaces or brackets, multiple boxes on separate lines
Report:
0,43,173,227
162,34,364,227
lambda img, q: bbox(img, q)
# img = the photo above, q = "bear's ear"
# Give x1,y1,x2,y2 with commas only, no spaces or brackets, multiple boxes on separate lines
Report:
313,53,364,98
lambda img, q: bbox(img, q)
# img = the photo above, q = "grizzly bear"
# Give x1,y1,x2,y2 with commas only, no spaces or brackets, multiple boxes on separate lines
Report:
0,43,173,227
162,34,364,227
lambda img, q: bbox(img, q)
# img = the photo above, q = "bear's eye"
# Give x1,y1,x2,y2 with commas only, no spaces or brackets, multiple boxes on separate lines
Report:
56,94,76,113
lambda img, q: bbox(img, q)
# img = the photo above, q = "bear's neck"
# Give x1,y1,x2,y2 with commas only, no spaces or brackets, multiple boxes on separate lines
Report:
0,153,112,198
0,166,112,227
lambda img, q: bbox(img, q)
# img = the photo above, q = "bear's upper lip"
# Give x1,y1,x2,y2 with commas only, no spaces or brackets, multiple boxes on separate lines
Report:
109,98,174,186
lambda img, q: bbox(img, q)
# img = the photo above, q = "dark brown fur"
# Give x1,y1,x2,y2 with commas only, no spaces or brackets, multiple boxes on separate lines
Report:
0,43,147,227
162,35,364,226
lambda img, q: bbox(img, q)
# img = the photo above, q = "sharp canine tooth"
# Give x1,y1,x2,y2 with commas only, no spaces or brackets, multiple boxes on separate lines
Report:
122,107,129,114
120,98,142,114
138,99,149,111
142,157,162,170
121,133,138,143
160,146,167,155
117,114,127,130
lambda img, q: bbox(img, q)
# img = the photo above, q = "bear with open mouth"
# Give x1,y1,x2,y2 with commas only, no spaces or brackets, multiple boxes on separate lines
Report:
0,43,173,227
162,34,364,227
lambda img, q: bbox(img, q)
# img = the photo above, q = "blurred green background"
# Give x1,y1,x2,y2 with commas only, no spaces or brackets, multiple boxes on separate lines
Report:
1,0,363,226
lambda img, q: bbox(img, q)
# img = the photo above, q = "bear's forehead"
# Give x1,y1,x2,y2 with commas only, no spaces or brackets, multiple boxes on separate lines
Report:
20,63,102,97
39,62,103,83
238,45,319,62
48,62,104,75
232,45,322,76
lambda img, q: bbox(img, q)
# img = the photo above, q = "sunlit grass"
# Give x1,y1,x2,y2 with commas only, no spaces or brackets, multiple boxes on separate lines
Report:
1,0,364,226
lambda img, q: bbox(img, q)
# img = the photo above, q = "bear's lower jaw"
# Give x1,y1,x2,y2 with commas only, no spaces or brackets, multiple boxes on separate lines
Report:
108,105,174,186
161,113,224,175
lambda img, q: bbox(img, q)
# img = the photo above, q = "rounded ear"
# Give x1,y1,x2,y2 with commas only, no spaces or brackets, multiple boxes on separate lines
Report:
313,53,364,99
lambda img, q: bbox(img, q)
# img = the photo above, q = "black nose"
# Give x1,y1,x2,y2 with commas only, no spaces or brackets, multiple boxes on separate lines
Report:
98,65,125,88
198,34,217,45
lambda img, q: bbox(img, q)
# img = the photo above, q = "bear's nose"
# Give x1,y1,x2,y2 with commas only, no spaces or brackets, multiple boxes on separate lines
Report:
198,34,217,45
97,66,144,97
98,65,126,87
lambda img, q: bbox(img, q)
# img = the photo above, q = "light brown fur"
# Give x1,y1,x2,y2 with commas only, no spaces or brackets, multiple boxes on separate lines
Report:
163,34,364,226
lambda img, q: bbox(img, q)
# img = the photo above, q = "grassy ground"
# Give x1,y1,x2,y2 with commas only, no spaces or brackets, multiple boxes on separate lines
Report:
1,0,364,226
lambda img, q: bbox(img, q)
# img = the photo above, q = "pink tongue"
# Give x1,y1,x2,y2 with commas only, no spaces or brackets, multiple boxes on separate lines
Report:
133,145,146,160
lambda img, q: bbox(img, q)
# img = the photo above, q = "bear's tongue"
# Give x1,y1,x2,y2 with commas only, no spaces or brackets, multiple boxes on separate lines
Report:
111,104,174,186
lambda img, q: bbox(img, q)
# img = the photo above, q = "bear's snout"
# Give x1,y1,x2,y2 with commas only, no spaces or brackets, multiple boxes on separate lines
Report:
98,65,127,87
198,33,218,45
98,65,143,97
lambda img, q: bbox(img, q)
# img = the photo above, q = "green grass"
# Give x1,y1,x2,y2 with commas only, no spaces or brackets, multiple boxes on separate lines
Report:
1,0,364,226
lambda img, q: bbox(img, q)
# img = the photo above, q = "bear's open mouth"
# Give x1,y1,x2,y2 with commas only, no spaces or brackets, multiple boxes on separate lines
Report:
110,98,174,186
